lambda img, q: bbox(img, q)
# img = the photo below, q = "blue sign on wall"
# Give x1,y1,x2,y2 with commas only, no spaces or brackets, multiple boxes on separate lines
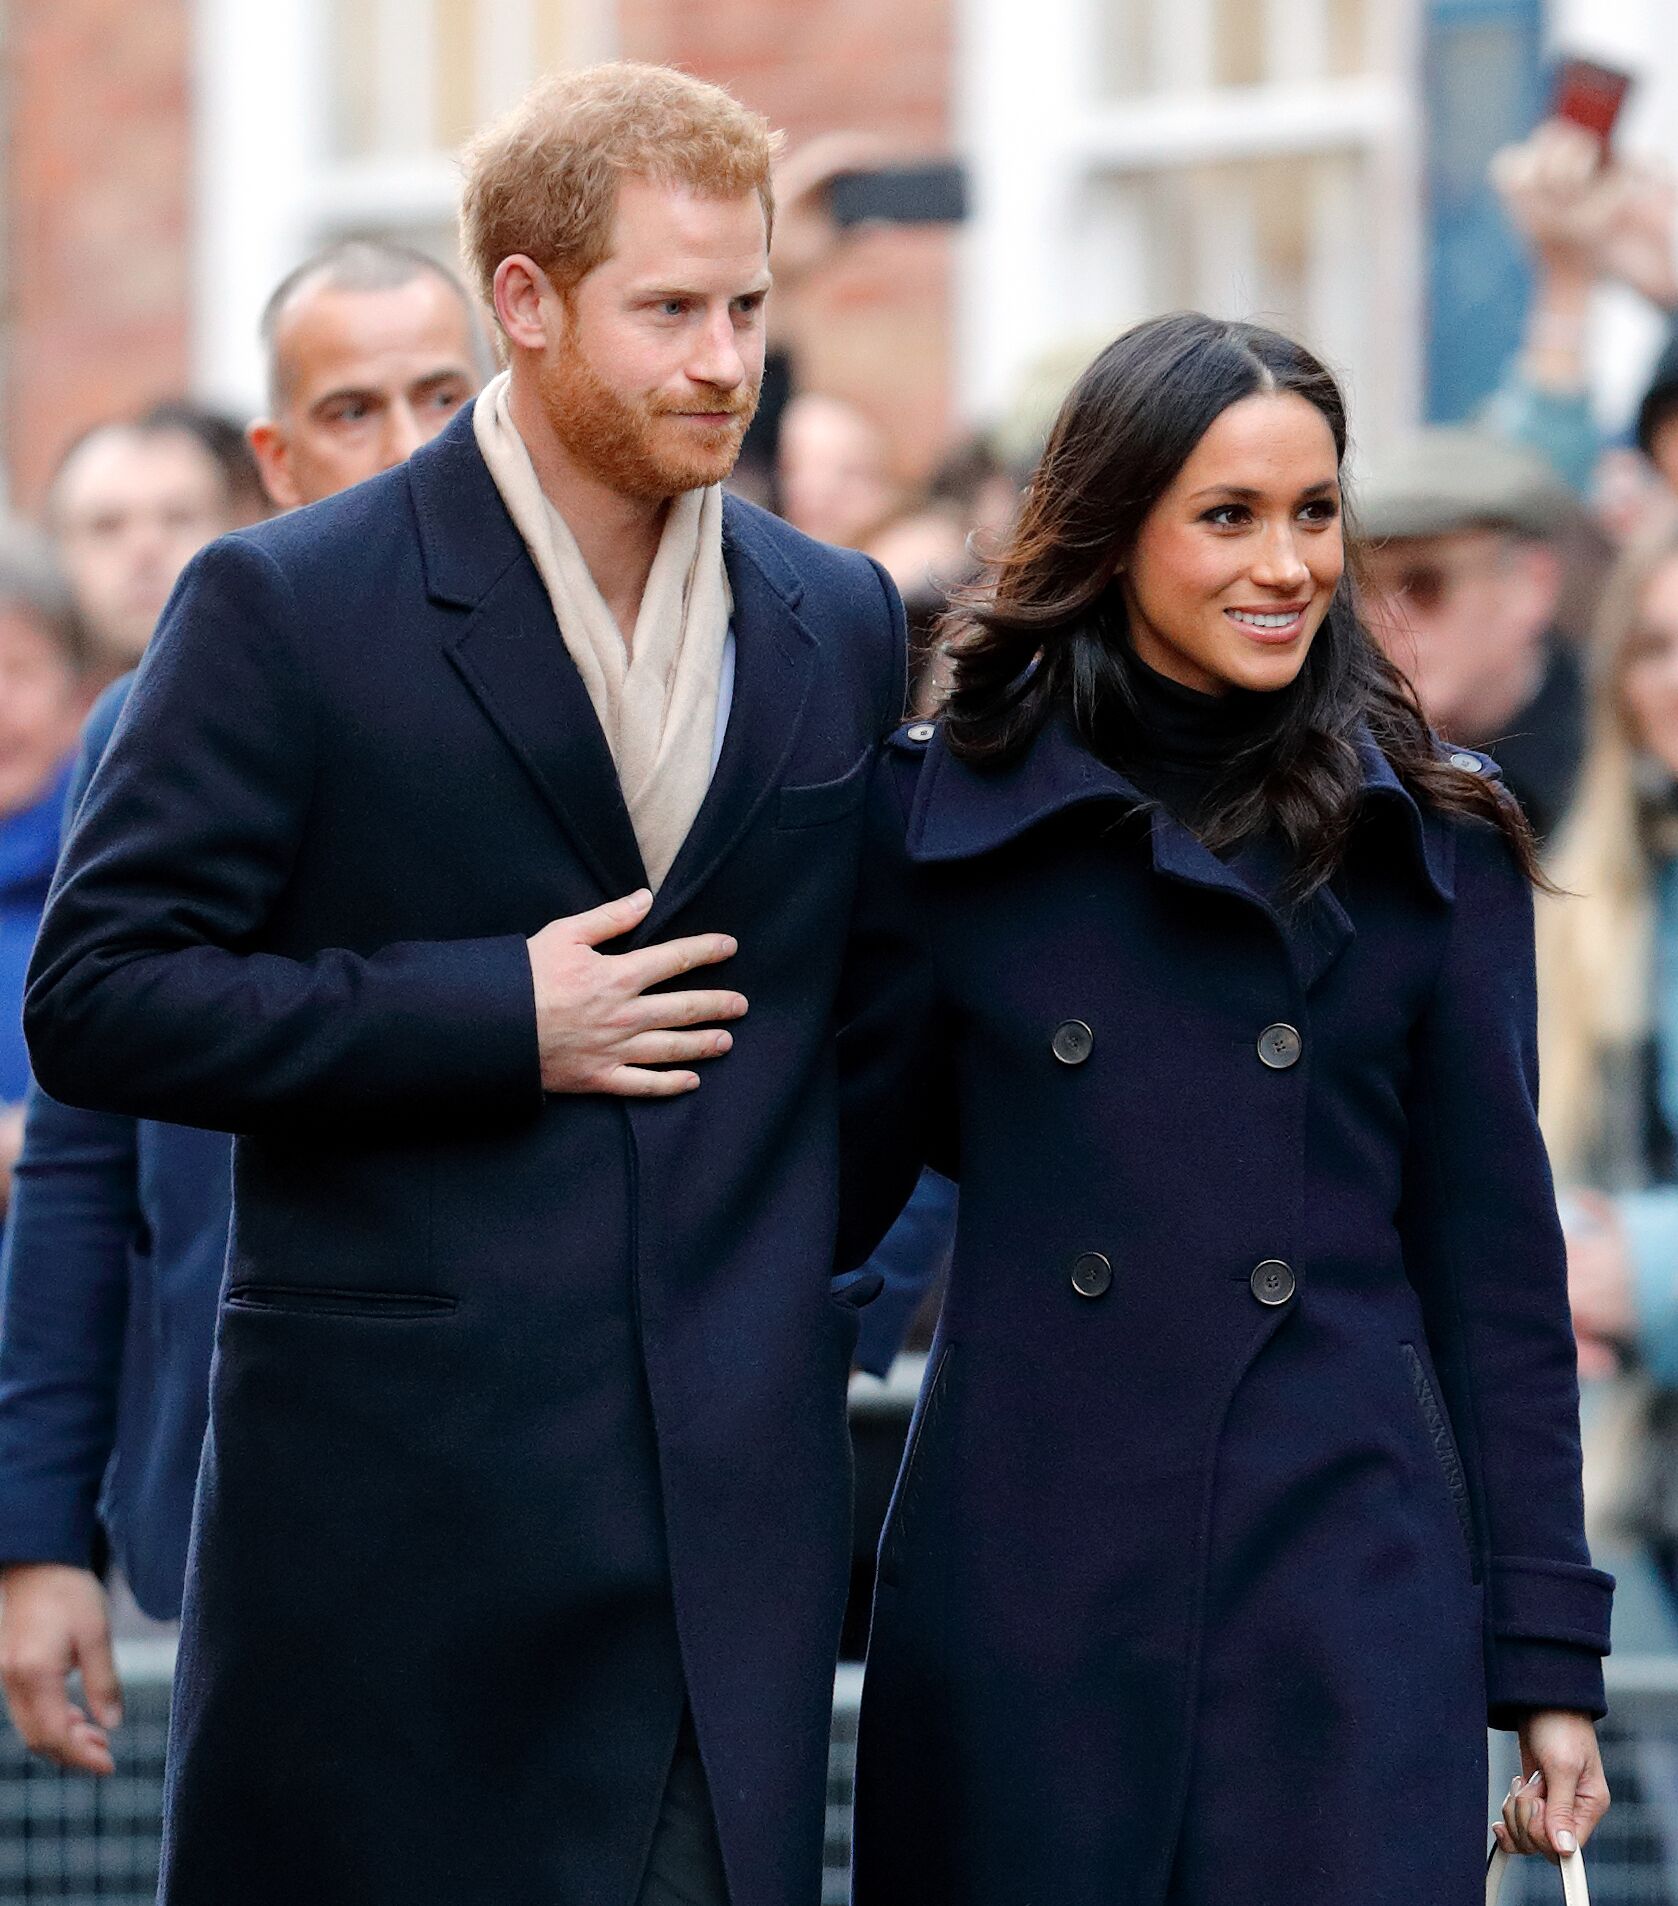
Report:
1424,0,1545,422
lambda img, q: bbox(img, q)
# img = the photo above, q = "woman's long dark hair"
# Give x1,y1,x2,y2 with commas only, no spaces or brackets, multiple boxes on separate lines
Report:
943,312,1542,892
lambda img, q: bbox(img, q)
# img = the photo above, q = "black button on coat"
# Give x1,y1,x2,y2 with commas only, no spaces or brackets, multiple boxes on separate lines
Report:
837,714,1612,1906
23,408,907,1906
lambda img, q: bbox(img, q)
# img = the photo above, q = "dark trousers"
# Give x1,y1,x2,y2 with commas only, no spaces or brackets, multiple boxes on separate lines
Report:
634,1711,731,1906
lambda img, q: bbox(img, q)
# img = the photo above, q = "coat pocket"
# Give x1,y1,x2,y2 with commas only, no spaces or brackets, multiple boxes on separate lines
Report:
1399,1341,1479,1578
226,1284,457,1321
775,753,870,829
879,1342,955,1588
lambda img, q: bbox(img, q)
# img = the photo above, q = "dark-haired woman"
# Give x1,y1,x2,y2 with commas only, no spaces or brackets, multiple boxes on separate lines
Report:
838,312,1611,1904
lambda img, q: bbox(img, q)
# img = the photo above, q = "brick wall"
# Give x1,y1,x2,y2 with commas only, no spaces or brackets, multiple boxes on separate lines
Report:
2,0,194,512
620,0,959,482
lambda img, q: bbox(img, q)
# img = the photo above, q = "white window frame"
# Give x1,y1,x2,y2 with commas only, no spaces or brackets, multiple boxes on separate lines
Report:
955,0,1426,454
192,0,617,417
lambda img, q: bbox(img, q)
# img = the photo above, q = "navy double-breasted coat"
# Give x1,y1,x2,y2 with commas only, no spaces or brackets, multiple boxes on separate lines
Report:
24,406,904,1906
837,714,1613,1906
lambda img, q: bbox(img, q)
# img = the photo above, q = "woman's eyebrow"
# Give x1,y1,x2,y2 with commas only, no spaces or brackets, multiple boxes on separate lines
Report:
1186,478,1340,503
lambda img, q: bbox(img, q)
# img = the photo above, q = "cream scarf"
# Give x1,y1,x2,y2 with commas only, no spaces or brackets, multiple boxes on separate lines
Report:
472,370,731,889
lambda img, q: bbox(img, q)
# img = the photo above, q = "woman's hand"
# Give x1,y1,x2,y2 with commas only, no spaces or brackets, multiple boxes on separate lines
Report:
1493,1710,1609,1860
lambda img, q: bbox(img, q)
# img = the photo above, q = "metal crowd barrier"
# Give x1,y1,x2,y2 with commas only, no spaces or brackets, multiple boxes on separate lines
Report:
4,1648,1678,1902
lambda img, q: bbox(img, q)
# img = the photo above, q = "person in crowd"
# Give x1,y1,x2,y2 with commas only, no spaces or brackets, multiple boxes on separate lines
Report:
837,312,1609,1898
1484,117,1678,499
777,389,901,549
45,414,244,687
247,239,495,508
137,401,272,530
0,239,491,1780
1537,521,1678,1610
1637,326,1678,499
0,529,90,1216
1359,427,1584,840
24,61,903,1906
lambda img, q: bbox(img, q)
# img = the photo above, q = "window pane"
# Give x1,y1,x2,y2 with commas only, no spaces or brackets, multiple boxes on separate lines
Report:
1327,0,1369,77
435,0,480,150
331,0,381,158
1213,0,1266,88
1097,0,1155,99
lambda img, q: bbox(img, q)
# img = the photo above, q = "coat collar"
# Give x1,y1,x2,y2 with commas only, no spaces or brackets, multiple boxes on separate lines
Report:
907,708,1452,898
411,410,817,919
904,710,1453,991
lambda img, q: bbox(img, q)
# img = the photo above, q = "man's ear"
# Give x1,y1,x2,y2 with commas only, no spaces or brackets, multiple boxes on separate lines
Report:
493,256,556,354
246,419,302,513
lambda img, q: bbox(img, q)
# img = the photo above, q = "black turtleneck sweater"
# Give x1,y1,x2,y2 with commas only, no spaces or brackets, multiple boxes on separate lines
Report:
1113,658,1286,835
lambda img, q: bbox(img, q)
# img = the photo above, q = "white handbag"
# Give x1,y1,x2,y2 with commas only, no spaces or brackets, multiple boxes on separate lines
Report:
1486,1845,1590,1903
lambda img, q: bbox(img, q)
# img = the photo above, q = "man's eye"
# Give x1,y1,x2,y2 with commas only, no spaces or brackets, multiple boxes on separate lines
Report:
427,388,466,411
327,401,370,424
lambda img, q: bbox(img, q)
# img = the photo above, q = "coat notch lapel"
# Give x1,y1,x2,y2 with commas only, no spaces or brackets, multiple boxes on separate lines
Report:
640,509,816,933
1151,815,1357,992
445,557,648,901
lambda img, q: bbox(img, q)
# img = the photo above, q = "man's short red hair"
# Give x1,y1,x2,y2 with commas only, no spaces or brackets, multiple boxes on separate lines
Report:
459,61,781,317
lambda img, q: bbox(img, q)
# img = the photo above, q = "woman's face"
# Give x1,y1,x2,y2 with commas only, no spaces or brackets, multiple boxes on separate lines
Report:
1621,554,1678,779
0,606,80,818
1119,391,1344,696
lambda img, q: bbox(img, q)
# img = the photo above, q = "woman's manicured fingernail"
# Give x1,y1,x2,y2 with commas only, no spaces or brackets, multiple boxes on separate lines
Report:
1510,1776,1522,1794
1558,1831,1577,1854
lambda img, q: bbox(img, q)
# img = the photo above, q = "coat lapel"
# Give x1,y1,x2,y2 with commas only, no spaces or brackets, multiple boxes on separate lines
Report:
641,499,817,934
413,408,647,899
908,712,1453,994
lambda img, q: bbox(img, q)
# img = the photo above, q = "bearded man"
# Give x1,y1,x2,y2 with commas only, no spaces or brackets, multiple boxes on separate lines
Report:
24,63,904,1906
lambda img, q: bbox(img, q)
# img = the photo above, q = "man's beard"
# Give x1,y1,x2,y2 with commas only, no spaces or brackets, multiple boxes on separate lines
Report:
538,330,759,502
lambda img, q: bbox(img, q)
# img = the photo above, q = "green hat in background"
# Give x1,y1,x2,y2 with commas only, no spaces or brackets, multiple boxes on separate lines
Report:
1354,427,1579,542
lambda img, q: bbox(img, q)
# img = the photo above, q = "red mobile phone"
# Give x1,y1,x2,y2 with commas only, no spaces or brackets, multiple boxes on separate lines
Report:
1550,55,1635,152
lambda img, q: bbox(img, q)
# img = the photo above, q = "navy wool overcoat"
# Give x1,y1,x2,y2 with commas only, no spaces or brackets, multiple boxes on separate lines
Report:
836,714,1613,1906
24,406,904,1906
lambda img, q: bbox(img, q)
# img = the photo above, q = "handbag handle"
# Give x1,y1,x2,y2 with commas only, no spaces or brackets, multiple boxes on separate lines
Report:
1486,1845,1590,1904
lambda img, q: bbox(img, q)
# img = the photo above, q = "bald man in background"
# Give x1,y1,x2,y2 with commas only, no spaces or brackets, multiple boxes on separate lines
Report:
0,240,490,1776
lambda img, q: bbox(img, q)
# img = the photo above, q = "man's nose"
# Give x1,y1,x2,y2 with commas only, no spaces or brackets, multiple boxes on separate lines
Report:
379,404,426,471
687,309,746,392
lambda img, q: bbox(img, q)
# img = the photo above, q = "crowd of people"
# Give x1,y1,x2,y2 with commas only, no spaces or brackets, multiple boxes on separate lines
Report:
0,49,1673,1896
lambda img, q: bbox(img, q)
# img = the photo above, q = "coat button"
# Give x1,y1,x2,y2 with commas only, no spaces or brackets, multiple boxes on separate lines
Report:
1250,1259,1296,1306
1448,751,1482,773
1052,1020,1094,1066
1257,1023,1302,1069
1071,1252,1113,1299
907,723,935,742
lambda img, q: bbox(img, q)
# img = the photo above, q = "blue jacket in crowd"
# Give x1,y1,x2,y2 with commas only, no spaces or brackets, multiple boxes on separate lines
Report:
0,759,72,1105
0,678,230,1619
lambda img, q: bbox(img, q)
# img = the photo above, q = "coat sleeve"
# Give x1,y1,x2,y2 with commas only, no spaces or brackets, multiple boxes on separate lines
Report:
1398,818,1614,1727
24,535,543,1137
0,1084,141,1571
0,684,152,1572
834,741,957,1275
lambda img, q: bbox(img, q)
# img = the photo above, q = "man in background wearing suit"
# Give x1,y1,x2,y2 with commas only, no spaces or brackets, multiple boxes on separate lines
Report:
0,239,491,1775
26,62,903,1906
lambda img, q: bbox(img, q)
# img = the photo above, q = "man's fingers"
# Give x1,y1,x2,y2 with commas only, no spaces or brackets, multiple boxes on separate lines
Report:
563,889,654,949
618,1029,734,1067
3,1662,107,1772
599,1066,702,1098
627,989,748,1032
74,1622,122,1732
616,932,738,992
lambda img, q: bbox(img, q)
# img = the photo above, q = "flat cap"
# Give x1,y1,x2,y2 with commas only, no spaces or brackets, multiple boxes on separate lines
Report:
1355,427,1578,541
